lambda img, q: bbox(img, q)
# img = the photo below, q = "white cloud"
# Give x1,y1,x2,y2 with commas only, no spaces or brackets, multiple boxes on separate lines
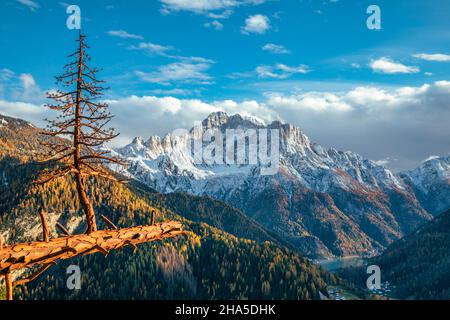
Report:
0,69,15,82
135,60,214,85
256,64,310,79
2,81,450,171
204,20,224,30
19,74,36,92
262,43,290,54
369,57,420,74
149,88,201,96
160,0,236,12
207,9,233,19
241,14,270,34
127,40,214,86
229,63,310,80
105,81,450,171
0,100,46,126
413,53,450,62
0,69,46,105
16,0,40,11
129,41,213,65
159,0,266,14
7,73,43,103
374,158,391,166
129,42,174,56
107,30,144,40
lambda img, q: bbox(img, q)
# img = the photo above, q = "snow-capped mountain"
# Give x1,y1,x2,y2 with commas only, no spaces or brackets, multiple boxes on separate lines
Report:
399,155,450,215
113,112,445,258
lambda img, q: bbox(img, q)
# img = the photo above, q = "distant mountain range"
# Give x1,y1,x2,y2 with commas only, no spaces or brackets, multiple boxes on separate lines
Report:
2,111,450,300
112,111,450,258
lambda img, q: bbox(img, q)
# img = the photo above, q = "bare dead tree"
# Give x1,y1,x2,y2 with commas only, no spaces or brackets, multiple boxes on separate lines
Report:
0,32,184,301
39,32,126,234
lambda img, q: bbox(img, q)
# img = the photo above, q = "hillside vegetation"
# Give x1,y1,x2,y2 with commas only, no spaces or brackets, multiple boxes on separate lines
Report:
338,208,450,300
0,113,337,300
370,208,450,299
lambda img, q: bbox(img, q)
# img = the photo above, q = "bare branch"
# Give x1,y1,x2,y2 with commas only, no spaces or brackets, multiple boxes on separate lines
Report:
56,223,71,236
39,208,50,242
100,215,118,230
13,263,56,288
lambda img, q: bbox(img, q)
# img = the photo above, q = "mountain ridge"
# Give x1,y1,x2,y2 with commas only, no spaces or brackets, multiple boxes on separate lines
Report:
112,111,449,258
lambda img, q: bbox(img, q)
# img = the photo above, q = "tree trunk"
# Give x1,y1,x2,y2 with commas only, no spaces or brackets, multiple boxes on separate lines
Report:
75,174,97,234
5,271,12,301
0,221,183,300
39,208,49,242
72,33,97,235
0,221,183,272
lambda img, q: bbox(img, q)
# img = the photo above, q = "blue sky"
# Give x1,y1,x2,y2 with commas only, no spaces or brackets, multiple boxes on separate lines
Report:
1,0,450,171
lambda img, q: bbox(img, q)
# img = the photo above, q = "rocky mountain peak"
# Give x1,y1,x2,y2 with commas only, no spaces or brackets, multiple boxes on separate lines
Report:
202,111,230,129
132,136,144,145
200,112,265,131
103,111,450,258
406,155,450,182
145,136,162,148
0,113,35,129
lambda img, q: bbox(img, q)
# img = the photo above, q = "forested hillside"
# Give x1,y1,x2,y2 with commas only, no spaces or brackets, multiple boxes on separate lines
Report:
0,113,337,300
370,208,450,299
145,191,292,248
338,208,450,300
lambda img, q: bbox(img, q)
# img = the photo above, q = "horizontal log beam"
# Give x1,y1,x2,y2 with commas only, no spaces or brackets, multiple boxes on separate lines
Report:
0,221,183,273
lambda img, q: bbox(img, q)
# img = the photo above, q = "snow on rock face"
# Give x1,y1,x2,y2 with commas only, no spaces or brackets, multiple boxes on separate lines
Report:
110,112,439,258
0,114,35,130
115,112,405,194
0,118,9,129
399,155,450,214
404,155,450,190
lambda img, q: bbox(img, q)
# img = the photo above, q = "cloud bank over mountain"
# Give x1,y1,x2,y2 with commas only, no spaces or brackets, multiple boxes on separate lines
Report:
1,80,449,171
104,81,450,171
